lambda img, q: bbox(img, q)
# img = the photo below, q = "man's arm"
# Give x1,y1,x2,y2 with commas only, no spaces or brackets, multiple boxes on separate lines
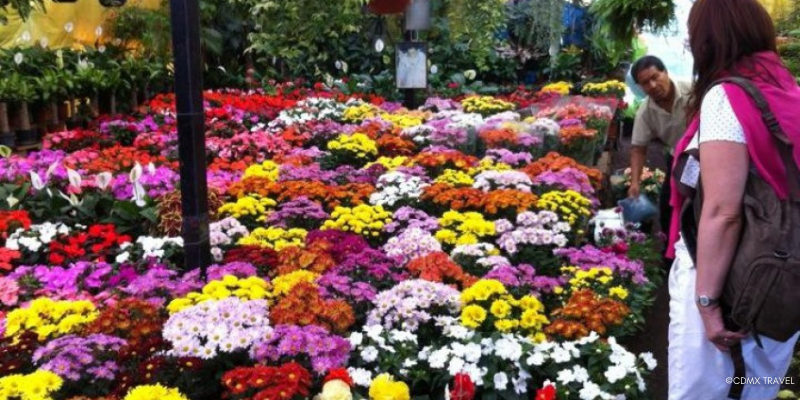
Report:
629,145,647,198
629,106,652,198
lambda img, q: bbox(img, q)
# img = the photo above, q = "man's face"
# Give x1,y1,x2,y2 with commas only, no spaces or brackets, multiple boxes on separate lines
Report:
636,66,672,102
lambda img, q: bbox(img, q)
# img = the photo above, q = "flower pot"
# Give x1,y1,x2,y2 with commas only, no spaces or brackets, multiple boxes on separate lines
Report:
0,102,10,136
0,103,14,148
91,92,101,118
16,129,39,146
47,102,66,133
368,0,410,14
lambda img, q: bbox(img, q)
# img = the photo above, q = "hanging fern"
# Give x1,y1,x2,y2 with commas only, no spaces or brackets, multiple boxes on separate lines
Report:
589,0,676,42
445,0,507,71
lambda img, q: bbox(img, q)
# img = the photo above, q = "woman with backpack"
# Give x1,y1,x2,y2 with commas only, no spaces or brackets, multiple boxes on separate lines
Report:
667,0,800,398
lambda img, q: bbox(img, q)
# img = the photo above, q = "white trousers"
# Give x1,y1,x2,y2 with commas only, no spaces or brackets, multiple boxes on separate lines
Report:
668,242,799,400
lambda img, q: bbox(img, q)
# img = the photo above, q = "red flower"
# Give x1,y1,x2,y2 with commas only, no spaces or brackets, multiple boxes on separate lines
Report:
450,373,475,400
323,368,354,387
536,384,557,400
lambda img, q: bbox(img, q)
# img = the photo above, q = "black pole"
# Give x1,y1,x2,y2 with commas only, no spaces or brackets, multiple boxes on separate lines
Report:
402,29,416,110
169,0,212,279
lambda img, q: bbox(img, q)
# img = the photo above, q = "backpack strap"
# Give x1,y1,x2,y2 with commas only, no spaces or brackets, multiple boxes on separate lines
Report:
710,77,800,201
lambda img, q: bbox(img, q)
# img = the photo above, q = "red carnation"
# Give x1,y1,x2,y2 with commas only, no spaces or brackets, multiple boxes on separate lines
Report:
450,373,475,400
535,384,556,400
323,368,354,387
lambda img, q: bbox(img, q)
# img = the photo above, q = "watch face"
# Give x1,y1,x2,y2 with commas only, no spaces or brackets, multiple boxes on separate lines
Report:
699,297,709,306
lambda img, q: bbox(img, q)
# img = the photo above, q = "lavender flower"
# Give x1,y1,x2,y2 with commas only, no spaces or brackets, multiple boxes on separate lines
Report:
485,149,533,168
266,197,329,229
366,279,461,333
382,228,442,265
251,324,351,375
110,166,178,200
384,207,439,234
163,297,273,359
33,334,127,382
532,168,595,199
495,211,571,255
553,245,648,284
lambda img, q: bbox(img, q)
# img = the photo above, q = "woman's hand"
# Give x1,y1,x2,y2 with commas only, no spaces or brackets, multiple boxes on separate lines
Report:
698,304,748,352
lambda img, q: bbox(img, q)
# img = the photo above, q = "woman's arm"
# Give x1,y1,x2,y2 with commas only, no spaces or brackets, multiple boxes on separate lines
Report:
696,140,750,350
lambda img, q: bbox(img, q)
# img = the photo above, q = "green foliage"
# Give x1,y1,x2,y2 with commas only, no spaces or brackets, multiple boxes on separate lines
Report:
240,0,368,78
545,46,583,81
589,0,676,43
444,0,508,71
503,0,562,69
586,22,633,78
779,41,800,78
0,0,45,24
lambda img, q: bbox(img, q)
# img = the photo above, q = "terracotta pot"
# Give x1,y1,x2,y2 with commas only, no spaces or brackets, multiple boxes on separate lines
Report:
367,0,410,15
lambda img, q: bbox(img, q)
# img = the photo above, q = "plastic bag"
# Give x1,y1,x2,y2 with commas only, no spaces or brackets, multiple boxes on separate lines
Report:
618,196,658,224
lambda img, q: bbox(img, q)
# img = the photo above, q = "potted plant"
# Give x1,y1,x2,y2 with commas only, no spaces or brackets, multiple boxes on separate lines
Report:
0,75,15,147
35,68,72,133
10,73,38,146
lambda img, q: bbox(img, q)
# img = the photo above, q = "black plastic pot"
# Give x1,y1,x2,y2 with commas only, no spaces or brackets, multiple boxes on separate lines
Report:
16,129,39,146
0,132,15,148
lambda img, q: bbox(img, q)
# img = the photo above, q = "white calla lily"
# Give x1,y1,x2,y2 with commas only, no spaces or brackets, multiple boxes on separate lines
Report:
66,168,82,189
147,162,156,174
132,182,147,207
95,172,113,191
129,162,143,183
46,161,59,179
464,70,477,80
6,195,18,208
30,171,45,190
58,191,83,207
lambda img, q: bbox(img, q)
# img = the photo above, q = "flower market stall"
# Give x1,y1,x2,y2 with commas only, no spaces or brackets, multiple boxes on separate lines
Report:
0,82,663,400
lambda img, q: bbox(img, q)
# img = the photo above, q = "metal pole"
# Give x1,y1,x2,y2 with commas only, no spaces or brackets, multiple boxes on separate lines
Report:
402,29,416,110
169,0,212,280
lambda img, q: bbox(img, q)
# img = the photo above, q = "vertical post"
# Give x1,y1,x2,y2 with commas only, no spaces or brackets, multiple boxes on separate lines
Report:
169,0,212,279
402,30,416,110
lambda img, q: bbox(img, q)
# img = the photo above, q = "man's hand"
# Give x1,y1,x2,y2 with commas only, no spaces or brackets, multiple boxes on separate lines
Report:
628,182,641,198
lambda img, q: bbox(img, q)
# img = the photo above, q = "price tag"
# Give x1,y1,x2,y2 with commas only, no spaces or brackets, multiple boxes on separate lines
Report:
680,155,701,188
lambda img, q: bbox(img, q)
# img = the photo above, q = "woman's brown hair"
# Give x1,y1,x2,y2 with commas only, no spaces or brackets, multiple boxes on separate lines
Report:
687,0,778,118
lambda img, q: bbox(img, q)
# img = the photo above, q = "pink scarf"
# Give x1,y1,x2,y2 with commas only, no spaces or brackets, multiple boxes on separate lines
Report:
666,51,800,258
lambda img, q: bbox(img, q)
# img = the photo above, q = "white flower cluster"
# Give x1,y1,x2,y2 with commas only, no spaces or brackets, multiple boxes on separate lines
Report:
472,170,533,192
451,243,499,258
525,333,657,400
422,332,535,394
116,236,182,263
400,125,435,145
270,97,349,128
530,118,561,137
494,211,571,254
369,171,429,208
433,111,485,130
484,111,521,125
209,217,250,261
5,222,72,252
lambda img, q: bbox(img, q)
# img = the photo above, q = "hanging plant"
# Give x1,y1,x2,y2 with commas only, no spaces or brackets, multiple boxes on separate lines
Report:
442,0,507,71
589,0,676,42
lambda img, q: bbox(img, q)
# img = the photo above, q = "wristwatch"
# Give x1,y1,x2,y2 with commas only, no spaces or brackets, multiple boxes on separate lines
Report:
697,295,720,307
